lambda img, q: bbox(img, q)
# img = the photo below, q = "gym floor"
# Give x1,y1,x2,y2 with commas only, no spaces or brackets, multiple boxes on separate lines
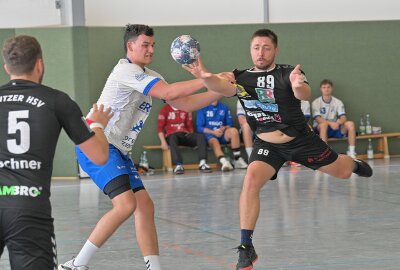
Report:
1,158,400,270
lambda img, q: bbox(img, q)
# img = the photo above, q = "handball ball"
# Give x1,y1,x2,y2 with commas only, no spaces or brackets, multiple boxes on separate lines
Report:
170,35,200,65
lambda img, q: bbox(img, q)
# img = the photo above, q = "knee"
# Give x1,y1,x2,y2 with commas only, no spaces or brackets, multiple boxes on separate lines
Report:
337,170,353,179
114,199,136,219
226,127,239,137
242,172,263,193
319,122,328,130
345,121,355,130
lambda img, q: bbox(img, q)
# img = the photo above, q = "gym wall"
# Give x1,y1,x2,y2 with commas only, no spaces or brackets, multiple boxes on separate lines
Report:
0,20,399,176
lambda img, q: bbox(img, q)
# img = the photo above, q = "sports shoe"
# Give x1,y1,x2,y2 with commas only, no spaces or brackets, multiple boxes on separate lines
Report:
221,160,234,172
199,163,212,173
173,165,184,174
58,258,89,270
236,244,258,270
234,157,248,169
353,159,373,177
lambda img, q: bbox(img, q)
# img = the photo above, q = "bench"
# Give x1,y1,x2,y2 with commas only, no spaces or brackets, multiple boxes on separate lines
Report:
142,145,220,171
145,132,400,171
327,132,400,159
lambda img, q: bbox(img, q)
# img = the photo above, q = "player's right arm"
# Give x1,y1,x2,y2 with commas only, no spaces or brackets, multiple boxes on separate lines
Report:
183,58,237,97
148,79,205,101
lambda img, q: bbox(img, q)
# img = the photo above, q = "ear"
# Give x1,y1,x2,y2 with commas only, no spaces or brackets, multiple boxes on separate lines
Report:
126,41,134,52
3,64,11,75
35,58,44,74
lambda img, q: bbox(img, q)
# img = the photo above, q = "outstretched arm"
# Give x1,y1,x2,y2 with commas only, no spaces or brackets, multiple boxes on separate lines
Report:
183,58,237,97
167,90,224,112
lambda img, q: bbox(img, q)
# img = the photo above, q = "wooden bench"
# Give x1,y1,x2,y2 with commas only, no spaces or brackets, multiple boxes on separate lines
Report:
145,132,400,170
143,145,220,171
327,132,400,159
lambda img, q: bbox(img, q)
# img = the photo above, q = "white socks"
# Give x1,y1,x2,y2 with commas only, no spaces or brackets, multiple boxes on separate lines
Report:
199,159,206,166
144,255,162,270
219,157,228,164
74,240,98,266
245,147,253,158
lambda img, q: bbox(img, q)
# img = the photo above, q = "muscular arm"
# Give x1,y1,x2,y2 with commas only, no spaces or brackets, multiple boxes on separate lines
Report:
147,79,204,101
167,90,224,112
78,129,109,165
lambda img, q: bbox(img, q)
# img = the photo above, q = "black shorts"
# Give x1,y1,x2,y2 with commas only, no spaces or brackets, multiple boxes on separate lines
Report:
0,208,57,270
249,130,338,178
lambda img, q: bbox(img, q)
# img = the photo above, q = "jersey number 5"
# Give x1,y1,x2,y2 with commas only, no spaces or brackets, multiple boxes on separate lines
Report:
7,110,30,154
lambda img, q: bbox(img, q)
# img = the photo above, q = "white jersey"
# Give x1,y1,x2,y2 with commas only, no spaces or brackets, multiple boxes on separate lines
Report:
88,58,164,155
236,100,245,116
300,100,311,118
312,96,346,127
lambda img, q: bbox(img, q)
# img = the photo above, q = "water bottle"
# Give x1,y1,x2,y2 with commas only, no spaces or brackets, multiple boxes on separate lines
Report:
365,114,372,134
367,139,374,160
359,116,366,135
139,151,149,169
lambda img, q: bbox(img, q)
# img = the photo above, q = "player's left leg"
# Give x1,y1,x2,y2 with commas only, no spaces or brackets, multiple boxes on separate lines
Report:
133,189,162,270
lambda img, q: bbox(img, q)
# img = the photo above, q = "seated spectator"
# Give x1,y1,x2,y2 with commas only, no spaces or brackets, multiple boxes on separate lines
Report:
158,104,212,174
312,79,357,158
236,100,253,161
301,100,311,125
196,100,248,171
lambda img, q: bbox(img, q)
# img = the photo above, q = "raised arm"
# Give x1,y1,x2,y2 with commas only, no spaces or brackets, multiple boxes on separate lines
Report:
289,64,311,101
183,58,237,97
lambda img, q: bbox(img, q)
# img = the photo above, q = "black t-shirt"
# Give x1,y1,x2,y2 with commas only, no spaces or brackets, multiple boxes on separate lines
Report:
0,80,94,215
233,64,309,137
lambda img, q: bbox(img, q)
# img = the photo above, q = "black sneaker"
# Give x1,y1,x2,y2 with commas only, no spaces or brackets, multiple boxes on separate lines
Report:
199,163,212,173
354,159,373,177
236,244,258,270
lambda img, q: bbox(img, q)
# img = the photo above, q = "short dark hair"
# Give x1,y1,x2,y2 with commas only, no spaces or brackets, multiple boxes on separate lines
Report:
2,35,42,75
320,79,333,87
251,29,278,47
123,24,154,53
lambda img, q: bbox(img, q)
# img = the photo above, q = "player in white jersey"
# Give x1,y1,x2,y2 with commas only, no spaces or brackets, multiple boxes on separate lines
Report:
59,24,223,270
312,79,357,158
236,100,253,160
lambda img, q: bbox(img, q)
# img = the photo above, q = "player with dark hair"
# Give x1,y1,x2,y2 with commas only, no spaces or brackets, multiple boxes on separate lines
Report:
59,24,224,270
184,28,372,270
0,35,112,270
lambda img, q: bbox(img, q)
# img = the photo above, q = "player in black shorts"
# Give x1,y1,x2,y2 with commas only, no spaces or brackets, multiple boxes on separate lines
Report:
0,35,112,270
184,28,372,270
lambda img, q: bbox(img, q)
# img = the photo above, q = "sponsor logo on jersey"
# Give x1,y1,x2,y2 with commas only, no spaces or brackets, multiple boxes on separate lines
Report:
236,84,250,97
0,185,42,197
135,73,149,81
138,102,152,113
131,120,144,133
208,121,223,127
243,100,278,112
246,111,281,123
320,107,326,114
0,158,42,170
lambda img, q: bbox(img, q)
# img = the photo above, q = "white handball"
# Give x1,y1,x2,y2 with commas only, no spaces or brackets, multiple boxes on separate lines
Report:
170,35,200,65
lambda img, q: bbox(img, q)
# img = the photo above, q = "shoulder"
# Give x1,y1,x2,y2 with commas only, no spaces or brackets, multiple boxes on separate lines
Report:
332,96,344,104
312,97,321,105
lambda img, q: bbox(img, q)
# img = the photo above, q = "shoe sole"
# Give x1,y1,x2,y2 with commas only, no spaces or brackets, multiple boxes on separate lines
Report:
237,256,258,270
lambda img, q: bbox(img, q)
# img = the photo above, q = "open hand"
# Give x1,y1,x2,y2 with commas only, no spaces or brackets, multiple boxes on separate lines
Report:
182,57,212,79
87,104,113,128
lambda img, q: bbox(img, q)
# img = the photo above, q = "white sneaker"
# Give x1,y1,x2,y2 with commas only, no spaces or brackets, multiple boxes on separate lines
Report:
221,160,233,172
234,157,248,169
58,258,89,270
173,165,185,174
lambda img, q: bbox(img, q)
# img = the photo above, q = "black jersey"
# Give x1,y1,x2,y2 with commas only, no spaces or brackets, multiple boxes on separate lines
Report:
0,80,94,215
233,64,309,136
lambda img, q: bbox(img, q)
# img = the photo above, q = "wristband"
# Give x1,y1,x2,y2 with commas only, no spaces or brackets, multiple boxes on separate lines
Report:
89,122,104,130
